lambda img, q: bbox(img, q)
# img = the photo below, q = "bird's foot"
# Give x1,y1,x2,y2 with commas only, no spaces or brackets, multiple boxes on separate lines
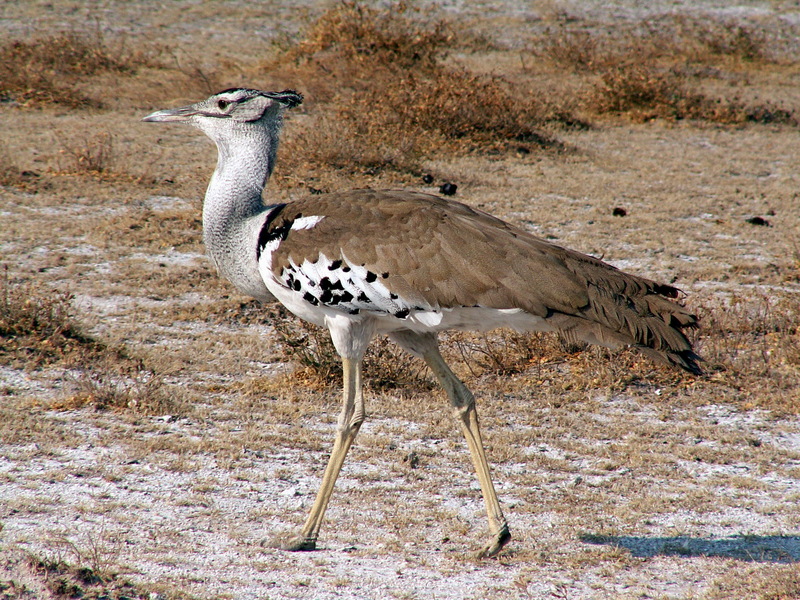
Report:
262,533,317,552
475,523,511,559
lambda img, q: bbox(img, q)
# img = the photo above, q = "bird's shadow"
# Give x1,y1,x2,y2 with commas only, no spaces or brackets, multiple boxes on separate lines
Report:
580,533,800,563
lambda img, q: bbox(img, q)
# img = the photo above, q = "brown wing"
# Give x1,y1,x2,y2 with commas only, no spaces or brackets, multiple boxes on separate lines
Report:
267,189,700,373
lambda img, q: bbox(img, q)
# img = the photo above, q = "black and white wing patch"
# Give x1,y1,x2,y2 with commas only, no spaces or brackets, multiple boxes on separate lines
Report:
281,253,433,320
255,204,440,325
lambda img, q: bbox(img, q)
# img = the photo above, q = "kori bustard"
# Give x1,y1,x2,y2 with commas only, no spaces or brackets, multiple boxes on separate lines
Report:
143,88,700,558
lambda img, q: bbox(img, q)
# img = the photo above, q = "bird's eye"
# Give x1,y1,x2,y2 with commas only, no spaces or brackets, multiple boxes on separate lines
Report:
217,99,229,110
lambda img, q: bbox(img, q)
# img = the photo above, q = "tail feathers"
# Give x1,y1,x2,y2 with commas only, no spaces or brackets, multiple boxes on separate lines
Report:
637,346,703,375
546,283,702,375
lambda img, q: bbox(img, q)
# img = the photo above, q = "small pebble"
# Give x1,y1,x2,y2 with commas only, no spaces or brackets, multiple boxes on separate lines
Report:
439,182,457,196
746,216,771,226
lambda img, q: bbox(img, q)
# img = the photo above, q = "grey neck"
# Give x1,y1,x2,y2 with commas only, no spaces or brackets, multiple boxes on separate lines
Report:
201,120,280,301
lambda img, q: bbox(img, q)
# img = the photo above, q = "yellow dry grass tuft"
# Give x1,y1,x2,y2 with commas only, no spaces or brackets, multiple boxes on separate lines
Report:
283,0,450,71
533,18,797,124
586,61,796,124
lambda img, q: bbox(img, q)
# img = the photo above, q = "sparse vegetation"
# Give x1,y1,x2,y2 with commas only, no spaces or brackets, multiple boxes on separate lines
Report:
0,31,161,108
533,18,796,124
0,271,97,368
0,145,25,189
692,292,800,413
283,0,450,70
688,19,776,63
56,132,116,176
60,359,178,415
1,551,189,600
586,60,796,124
269,1,565,182
268,305,433,392
0,272,181,414
1,2,799,599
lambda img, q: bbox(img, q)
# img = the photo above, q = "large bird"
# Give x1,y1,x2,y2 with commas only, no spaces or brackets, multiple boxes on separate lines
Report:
143,88,699,558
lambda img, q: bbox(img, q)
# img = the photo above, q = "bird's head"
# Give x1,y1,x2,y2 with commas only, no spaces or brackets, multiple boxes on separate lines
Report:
143,88,303,135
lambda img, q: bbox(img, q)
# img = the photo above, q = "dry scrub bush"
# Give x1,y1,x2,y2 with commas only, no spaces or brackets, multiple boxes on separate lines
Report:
271,1,564,180
284,0,449,71
0,31,161,107
676,18,777,63
57,132,116,175
537,17,784,71
533,28,654,73
587,63,708,121
587,61,795,124
534,19,796,124
354,70,562,148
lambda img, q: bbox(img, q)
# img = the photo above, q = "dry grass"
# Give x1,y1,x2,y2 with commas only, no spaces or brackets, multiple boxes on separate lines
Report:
269,2,566,184
57,359,179,415
536,15,788,71
56,132,116,176
282,0,450,71
266,305,433,393
0,272,182,415
1,552,193,600
0,31,162,108
586,61,796,124
0,159,53,196
0,144,29,189
266,4,800,188
533,17,797,124
263,286,799,414
90,206,203,254
705,564,800,600
0,270,98,369
676,17,780,63
692,292,800,413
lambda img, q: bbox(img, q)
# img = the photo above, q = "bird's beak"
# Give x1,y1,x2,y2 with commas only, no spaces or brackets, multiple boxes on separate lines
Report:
142,105,197,123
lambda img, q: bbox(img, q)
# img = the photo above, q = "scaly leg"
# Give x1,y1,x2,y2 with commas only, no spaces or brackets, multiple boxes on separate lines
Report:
280,356,365,550
422,344,510,559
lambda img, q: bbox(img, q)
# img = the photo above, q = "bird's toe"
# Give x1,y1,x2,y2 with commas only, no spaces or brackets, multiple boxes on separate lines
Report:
265,533,317,552
475,523,511,559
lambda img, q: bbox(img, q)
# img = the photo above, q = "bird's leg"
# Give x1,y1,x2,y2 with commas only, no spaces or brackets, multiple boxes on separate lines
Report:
280,356,365,551
422,346,511,559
